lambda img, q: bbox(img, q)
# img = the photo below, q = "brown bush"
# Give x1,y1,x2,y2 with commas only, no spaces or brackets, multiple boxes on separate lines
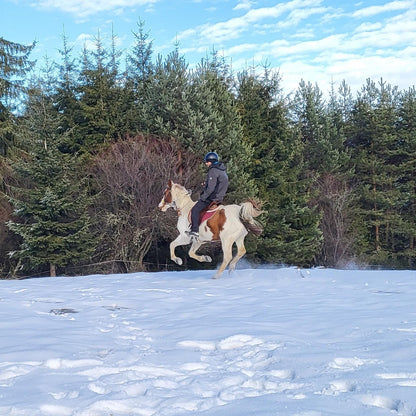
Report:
316,173,357,267
89,134,201,272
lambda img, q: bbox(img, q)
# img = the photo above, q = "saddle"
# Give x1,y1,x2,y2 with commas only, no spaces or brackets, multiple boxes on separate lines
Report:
200,202,221,223
188,202,221,225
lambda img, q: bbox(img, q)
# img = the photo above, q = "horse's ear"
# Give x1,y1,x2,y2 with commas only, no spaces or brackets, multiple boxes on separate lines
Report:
168,179,173,188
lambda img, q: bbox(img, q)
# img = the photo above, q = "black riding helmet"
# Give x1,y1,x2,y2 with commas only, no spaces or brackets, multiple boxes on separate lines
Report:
204,152,219,163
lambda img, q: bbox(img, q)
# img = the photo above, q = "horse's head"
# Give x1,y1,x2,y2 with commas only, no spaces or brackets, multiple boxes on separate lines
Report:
158,180,176,211
158,180,193,211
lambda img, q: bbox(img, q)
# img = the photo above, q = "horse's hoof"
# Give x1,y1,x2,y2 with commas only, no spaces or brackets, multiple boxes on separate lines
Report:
204,255,212,262
174,258,183,266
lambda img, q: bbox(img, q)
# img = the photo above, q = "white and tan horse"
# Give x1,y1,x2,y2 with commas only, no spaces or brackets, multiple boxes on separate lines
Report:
158,180,263,279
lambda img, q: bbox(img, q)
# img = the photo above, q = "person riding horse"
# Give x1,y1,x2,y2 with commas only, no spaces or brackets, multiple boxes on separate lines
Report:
159,180,263,278
186,152,229,239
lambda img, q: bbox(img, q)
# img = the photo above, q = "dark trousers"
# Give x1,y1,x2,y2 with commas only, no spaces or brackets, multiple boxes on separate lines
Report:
190,199,211,232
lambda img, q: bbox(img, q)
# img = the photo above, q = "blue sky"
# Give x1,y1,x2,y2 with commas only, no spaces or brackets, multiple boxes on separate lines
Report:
1,0,416,96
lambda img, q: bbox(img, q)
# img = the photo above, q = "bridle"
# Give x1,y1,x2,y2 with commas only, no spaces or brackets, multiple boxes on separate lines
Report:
159,183,192,214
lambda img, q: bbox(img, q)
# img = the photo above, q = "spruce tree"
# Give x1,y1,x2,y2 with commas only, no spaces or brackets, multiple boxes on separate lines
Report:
313,81,356,266
291,79,359,266
54,30,82,153
291,79,340,173
0,37,35,155
236,69,322,266
149,47,194,143
188,52,255,202
395,87,416,266
125,20,155,133
7,69,95,277
0,37,35,277
349,79,403,266
76,31,123,152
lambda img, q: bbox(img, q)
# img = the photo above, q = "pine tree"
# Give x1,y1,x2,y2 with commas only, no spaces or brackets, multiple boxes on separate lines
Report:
0,37,35,101
0,37,35,155
53,30,82,153
291,79,339,173
0,37,36,277
125,20,155,133
149,47,194,142
76,31,123,152
312,81,356,266
236,68,322,266
291,79,359,266
7,67,96,277
395,87,416,266
348,78,403,266
188,52,255,202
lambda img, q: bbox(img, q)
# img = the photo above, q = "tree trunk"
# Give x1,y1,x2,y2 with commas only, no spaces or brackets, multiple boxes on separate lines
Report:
50,263,56,277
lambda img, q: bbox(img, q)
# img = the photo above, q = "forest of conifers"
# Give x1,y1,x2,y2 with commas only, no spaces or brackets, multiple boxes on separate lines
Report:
1,24,416,278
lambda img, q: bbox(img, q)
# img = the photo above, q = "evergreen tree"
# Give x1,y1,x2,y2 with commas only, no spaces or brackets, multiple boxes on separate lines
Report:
291,79,341,173
0,37,35,277
336,80,355,130
0,37,35,155
313,81,356,266
76,31,123,152
292,79,358,266
188,52,255,202
395,86,416,266
125,20,155,133
7,68,95,277
349,78,403,266
236,68,322,266
149,47,194,143
0,37,35,101
54,30,82,153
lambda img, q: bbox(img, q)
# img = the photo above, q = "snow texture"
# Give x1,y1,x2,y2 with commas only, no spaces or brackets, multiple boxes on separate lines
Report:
1,267,416,415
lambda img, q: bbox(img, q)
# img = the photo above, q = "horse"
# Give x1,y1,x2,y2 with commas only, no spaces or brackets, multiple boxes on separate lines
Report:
158,180,263,279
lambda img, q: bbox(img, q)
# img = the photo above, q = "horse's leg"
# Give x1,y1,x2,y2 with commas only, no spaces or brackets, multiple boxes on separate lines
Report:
213,238,233,279
188,240,212,263
170,234,192,265
228,233,247,273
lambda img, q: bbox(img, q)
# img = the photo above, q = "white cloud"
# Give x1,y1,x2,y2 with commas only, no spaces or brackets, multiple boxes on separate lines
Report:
277,51,416,98
355,22,383,32
33,0,158,18
233,0,254,11
255,34,345,59
352,0,416,18
226,42,258,55
177,0,325,44
277,6,330,29
212,1,415,97
26,0,416,98
73,33,95,50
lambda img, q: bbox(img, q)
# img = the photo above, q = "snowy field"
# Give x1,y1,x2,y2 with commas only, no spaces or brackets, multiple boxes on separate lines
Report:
1,267,416,416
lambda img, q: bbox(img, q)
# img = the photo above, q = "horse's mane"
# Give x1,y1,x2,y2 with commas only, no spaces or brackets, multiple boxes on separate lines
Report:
172,183,192,198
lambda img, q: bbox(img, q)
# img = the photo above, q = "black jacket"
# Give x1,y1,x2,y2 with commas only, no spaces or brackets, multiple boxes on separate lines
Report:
200,162,229,203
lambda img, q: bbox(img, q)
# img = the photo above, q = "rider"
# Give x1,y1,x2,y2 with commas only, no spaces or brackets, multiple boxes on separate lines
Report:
186,152,229,239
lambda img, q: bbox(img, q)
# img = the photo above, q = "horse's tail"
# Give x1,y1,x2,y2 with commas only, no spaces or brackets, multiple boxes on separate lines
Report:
239,199,264,236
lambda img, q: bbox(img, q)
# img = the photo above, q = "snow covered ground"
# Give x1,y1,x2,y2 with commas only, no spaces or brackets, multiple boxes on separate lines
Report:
1,266,416,416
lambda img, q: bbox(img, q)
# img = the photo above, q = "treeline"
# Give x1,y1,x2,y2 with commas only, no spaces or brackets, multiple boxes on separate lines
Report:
1,25,416,278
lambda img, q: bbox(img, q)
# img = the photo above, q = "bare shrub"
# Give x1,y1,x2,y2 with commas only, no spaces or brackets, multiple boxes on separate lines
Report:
90,134,200,272
316,173,357,267
0,157,19,278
